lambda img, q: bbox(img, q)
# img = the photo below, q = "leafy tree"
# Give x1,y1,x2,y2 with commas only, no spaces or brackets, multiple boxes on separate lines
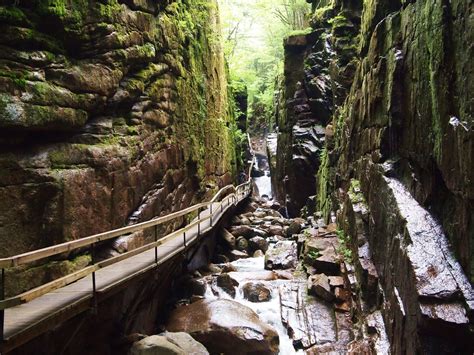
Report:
219,0,310,131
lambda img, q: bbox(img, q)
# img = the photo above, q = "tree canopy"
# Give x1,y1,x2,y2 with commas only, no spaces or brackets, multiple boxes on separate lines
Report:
218,0,310,128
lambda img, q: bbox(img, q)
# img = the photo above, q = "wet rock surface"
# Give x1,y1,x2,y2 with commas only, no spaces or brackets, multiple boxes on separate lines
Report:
0,0,237,296
307,274,334,302
264,241,298,270
129,333,209,355
273,0,474,351
166,299,279,355
242,282,272,303
280,281,337,349
163,198,387,354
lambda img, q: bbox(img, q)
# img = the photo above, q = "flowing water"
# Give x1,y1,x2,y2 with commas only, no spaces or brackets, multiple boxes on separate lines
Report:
204,254,304,354
251,135,274,199
254,170,273,199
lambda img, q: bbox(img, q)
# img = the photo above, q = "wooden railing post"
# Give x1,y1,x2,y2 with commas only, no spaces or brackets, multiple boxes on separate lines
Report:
210,204,213,226
183,232,187,249
91,244,97,314
1,268,4,341
154,225,158,263
198,208,201,236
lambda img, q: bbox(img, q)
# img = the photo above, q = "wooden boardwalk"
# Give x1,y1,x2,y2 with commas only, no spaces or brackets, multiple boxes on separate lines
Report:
1,183,251,352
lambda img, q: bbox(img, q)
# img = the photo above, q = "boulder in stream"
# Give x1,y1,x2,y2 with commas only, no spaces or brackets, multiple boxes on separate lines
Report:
229,249,248,261
264,241,297,270
268,225,284,236
129,332,209,355
286,219,304,237
253,250,265,257
229,225,254,238
249,236,269,253
216,273,239,298
166,299,279,354
240,216,252,225
242,282,272,302
308,274,335,302
220,228,236,249
236,236,249,251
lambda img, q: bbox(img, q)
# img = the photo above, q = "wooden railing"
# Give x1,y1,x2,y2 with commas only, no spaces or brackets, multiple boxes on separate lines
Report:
0,134,255,340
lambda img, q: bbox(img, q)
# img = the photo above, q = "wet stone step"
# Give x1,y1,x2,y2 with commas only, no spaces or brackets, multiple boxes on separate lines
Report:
279,281,338,350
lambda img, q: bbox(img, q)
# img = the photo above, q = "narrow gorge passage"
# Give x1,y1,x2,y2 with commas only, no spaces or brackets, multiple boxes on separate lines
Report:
0,0,472,354
250,136,274,200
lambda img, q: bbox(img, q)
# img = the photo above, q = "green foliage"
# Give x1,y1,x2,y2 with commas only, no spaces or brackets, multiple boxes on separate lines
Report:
96,0,121,20
307,249,321,261
219,0,311,129
230,123,247,171
317,147,332,220
348,179,366,205
38,0,67,17
30,0,90,35
0,69,27,89
286,27,312,38
336,229,353,263
311,5,333,26
328,14,350,28
0,6,30,26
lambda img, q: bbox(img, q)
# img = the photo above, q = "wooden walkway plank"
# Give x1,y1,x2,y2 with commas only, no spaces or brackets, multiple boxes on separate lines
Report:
1,188,248,351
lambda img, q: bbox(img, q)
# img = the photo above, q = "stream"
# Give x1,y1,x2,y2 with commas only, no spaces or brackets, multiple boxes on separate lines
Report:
251,135,274,200
247,135,300,353
204,255,304,354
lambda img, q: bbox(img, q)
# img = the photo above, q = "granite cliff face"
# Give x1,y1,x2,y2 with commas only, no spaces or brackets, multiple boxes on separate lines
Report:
0,0,237,295
274,0,361,216
274,0,473,352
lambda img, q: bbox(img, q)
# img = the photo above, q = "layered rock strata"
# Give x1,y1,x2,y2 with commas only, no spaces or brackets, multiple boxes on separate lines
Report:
276,0,473,352
274,0,361,216
0,0,237,295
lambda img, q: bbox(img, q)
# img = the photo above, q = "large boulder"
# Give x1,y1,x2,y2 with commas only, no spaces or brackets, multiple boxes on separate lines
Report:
264,241,298,270
129,335,184,355
229,249,249,261
242,282,272,302
307,274,335,302
161,332,209,355
229,225,254,238
249,236,269,253
129,333,209,355
286,219,304,237
236,236,249,251
166,299,280,354
268,225,284,236
220,228,236,249
216,273,239,298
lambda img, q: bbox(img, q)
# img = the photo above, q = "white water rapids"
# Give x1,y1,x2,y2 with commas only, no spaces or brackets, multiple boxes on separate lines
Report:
204,255,304,355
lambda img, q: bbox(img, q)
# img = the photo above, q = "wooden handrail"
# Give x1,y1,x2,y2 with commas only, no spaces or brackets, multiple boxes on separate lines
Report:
0,191,246,310
0,135,256,314
210,185,236,203
0,202,208,268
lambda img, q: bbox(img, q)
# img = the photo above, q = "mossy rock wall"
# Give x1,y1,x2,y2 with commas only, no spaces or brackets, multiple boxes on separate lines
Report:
308,0,473,352
0,0,237,295
274,1,361,216
281,0,473,352
333,0,473,281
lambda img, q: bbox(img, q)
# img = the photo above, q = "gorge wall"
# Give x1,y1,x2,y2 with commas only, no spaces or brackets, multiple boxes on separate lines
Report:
0,0,237,296
274,0,473,352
